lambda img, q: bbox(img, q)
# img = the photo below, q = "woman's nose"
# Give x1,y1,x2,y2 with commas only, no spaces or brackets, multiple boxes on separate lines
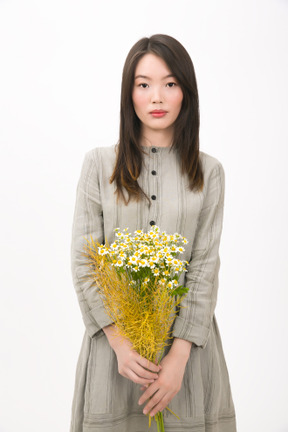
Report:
151,86,163,104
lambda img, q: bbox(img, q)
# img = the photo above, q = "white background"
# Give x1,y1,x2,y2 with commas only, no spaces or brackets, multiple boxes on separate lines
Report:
0,0,287,431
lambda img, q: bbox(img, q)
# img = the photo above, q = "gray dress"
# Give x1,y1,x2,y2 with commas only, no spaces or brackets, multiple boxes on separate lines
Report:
70,144,237,432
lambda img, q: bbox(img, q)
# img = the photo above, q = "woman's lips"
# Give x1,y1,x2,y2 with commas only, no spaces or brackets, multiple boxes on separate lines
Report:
150,110,168,118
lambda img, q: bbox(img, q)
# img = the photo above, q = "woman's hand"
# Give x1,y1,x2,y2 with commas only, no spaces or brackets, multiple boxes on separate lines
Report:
138,338,192,417
103,325,161,385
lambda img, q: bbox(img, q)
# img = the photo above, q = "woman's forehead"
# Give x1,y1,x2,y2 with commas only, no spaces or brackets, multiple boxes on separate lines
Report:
134,53,173,79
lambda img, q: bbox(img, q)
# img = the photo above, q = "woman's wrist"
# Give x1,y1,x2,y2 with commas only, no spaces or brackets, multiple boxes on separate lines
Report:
103,324,131,352
169,337,192,363
103,324,119,349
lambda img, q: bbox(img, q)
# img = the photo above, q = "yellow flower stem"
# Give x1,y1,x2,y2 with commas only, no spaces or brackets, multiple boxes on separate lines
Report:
165,406,180,420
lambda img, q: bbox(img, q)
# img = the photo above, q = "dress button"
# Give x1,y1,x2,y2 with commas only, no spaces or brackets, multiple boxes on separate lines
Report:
150,220,156,226
151,195,156,200
151,170,157,175
151,148,157,153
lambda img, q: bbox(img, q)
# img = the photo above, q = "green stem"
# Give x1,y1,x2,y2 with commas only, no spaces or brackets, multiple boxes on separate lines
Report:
155,412,165,432
161,412,165,430
156,416,160,432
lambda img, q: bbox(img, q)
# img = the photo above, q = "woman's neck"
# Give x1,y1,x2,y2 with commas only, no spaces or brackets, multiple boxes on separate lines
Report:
139,126,174,148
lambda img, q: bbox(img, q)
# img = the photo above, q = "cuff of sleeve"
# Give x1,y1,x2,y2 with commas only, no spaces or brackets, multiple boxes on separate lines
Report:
83,305,114,339
172,316,210,349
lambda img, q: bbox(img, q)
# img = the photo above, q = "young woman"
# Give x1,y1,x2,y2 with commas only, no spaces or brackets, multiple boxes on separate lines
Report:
70,34,237,432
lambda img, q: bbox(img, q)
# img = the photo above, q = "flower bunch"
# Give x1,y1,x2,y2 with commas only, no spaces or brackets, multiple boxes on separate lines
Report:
83,225,189,431
98,225,188,297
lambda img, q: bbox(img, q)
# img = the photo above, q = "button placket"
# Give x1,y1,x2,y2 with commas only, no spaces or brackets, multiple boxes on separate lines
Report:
149,148,158,227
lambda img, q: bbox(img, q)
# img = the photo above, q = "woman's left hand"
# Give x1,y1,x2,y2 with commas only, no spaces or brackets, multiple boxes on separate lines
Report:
138,338,192,417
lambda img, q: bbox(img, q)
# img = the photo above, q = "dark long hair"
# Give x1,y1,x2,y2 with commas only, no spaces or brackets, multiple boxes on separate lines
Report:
110,34,204,204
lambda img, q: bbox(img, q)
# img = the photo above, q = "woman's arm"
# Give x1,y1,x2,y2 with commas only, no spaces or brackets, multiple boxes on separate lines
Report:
172,162,225,349
71,150,162,381
71,150,113,338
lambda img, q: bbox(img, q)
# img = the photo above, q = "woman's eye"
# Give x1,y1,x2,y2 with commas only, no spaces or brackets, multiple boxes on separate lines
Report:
166,82,176,88
139,83,149,88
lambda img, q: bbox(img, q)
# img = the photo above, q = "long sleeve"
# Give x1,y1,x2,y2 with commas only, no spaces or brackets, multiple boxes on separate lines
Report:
71,150,113,338
172,162,225,349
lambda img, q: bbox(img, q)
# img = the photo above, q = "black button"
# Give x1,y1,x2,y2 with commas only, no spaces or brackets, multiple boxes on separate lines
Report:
151,170,157,175
151,148,157,153
150,220,155,226
151,195,156,200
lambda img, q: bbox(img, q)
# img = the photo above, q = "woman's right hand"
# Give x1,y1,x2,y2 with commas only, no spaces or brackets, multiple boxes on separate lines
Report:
103,324,161,385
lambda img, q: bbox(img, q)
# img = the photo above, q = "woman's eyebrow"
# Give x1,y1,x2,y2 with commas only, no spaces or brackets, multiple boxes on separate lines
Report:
134,74,176,80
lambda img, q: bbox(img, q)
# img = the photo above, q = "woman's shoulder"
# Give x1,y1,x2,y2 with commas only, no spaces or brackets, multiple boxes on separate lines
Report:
84,143,117,164
199,150,224,176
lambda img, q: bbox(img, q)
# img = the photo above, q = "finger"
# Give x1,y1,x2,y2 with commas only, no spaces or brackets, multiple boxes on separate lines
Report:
142,389,166,415
138,382,160,405
145,391,175,417
150,393,176,417
149,400,166,417
137,356,161,373
133,362,159,380
140,384,149,391
127,370,157,386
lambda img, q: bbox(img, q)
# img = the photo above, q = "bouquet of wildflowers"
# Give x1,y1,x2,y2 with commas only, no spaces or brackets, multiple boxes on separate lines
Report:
83,225,189,431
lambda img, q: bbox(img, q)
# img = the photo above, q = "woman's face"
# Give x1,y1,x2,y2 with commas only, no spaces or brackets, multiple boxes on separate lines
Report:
132,53,183,136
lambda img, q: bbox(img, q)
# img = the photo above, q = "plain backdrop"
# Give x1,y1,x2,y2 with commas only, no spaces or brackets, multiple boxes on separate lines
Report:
0,0,288,431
